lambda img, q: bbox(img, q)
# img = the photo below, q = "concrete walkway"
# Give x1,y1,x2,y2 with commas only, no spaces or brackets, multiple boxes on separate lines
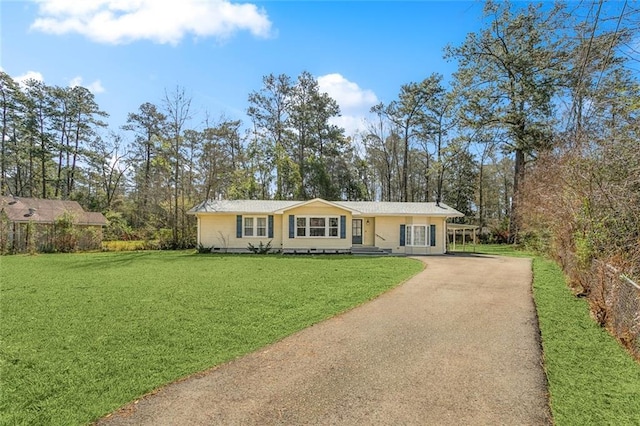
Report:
98,254,551,425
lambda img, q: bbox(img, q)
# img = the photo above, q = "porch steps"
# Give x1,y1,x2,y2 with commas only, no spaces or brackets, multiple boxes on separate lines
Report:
351,246,393,256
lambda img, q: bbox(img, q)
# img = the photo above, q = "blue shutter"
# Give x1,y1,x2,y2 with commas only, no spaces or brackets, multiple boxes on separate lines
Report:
268,215,274,238
289,215,295,238
400,224,406,246
340,215,346,239
236,215,243,238
430,224,436,247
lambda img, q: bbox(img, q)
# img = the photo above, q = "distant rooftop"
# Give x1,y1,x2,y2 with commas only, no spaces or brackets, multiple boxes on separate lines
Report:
1,196,107,226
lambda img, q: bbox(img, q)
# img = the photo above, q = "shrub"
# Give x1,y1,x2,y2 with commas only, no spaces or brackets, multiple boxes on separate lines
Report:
54,213,78,253
196,244,212,254
156,230,196,250
247,240,272,254
103,211,133,241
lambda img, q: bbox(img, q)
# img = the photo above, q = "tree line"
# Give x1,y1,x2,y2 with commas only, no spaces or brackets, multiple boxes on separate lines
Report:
1,1,638,261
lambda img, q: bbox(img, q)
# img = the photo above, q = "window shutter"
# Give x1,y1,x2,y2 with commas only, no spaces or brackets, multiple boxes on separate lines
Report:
340,215,346,239
289,215,295,238
268,215,274,238
430,224,436,246
236,215,243,238
400,224,406,246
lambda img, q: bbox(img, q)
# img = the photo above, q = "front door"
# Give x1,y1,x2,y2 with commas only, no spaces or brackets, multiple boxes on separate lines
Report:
352,219,363,245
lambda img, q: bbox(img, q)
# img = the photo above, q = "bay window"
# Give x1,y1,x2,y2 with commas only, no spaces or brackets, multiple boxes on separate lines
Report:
405,224,433,246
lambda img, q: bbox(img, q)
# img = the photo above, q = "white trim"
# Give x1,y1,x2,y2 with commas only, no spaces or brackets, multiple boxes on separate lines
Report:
405,224,427,246
275,198,359,214
405,224,437,247
197,216,201,246
243,216,268,238
352,212,459,217
295,215,340,238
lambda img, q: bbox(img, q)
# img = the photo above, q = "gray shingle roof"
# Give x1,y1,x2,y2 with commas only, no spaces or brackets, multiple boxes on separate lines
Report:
188,198,463,217
188,199,300,213
335,201,464,216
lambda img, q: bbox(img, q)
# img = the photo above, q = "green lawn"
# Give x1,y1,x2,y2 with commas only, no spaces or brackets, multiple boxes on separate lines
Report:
459,245,640,425
0,252,423,425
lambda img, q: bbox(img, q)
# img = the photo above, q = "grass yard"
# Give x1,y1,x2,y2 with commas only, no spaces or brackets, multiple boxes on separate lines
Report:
461,245,640,425
0,252,423,425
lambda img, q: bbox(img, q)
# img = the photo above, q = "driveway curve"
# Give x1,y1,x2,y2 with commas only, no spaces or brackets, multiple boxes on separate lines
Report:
97,254,551,425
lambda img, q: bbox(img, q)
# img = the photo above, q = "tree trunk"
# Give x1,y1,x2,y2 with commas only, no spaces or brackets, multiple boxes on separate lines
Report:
69,112,81,197
0,93,7,196
402,130,409,202
509,148,525,242
39,111,47,199
478,161,485,228
173,135,179,246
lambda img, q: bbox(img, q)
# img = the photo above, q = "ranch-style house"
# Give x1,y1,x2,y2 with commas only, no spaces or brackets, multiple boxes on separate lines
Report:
1,196,107,252
188,198,464,255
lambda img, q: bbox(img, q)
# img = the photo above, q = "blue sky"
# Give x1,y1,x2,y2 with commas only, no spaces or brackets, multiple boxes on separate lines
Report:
1,0,486,137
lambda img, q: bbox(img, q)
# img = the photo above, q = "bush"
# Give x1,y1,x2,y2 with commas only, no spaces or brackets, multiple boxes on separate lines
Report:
54,213,78,253
519,229,551,255
196,244,212,254
247,240,272,254
490,218,511,244
156,229,196,250
103,211,133,241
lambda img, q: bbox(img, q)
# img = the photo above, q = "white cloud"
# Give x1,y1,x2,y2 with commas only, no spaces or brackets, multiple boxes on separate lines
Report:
69,76,106,94
87,81,105,94
69,76,83,87
30,0,273,45
13,70,45,85
317,73,379,137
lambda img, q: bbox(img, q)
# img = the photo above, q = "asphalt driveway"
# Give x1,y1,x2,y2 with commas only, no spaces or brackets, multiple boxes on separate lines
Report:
97,254,551,425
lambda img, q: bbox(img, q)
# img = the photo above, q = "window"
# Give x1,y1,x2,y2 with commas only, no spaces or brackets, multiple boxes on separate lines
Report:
296,216,340,238
243,216,267,237
244,217,254,237
310,217,326,236
413,226,426,246
329,217,339,237
405,225,428,246
256,217,267,237
297,217,306,237
430,224,436,246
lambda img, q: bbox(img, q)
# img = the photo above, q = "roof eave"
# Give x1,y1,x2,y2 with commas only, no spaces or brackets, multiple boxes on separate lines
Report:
352,212,464,217
188,209,276,215
276,198,360,214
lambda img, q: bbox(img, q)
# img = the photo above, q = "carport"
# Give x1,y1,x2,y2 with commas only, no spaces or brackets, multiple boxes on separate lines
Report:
447,223,479,251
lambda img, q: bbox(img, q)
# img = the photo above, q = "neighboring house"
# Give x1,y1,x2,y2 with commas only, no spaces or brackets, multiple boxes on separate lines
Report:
0,196,108,252
188,198,464,255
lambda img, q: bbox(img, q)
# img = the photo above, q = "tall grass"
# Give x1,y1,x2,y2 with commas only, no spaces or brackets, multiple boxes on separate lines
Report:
0,252,422,425
101,240,157,251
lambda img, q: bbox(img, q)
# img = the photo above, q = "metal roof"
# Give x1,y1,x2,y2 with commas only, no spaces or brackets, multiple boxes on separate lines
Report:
188,198,464,217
